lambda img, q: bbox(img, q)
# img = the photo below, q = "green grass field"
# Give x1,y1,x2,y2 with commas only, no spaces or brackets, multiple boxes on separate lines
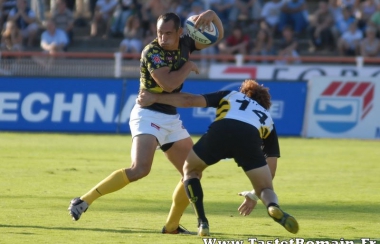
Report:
1,132,379,244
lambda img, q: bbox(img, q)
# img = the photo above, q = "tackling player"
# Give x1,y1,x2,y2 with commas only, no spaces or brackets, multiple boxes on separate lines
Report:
137,79,299,236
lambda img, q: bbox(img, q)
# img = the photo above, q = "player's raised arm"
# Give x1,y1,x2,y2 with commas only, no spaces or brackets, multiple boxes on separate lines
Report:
192,10,224,49
138,90,207,108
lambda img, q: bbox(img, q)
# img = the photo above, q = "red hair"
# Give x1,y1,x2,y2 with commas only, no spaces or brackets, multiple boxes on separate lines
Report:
239,79,271,109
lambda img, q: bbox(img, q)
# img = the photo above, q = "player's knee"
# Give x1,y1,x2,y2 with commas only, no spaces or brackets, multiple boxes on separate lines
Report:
128,164,151,181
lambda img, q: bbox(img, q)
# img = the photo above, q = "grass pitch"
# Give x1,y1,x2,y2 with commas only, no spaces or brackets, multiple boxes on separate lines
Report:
0,132,379,244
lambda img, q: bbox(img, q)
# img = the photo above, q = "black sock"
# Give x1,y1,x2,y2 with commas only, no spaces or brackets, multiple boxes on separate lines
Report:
267,202,280,209
183,178,208,225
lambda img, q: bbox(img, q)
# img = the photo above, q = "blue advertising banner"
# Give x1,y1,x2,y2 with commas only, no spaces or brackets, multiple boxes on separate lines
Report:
0,78,125,132
0,78,306,135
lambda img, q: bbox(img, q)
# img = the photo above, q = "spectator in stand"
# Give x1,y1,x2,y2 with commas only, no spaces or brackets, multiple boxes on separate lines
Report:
278,0,309,35
1,20,22,51
360,26,380,56
141,0,171,23
230,0,262,26
276,25,300,64
141,0,172,32
52,0,74,45
2,0,17,26
370,3,380,33
89,0,97,19
260,0,285,35
218,25,250,61
29,0,45,23
338,21,363,56
110,0,139,38
251,27,274,61
186,1,204,20
142,19,156,47
90,0,118,38
329,0,344,24
178,0,202,18
209,0,235,28
334,6,356,36
7,0,39,47
357,0,378,30
308,1,335,52
341,0,360,9
119,14,143,55
40,18,68,53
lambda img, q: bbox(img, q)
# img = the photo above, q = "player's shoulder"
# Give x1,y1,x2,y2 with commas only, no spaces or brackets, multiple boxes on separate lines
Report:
141,39,164,59
179,34,196,46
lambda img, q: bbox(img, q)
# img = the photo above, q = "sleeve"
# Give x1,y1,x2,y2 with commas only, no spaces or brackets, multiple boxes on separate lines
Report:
201,90,231,108
60,30,68,45
28,9,36,18
182,34,198,52
142,46,167,73
8,8,16,16
262,124,280,158
261,3,269,17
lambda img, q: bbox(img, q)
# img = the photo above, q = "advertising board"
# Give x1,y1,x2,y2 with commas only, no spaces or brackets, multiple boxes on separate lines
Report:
0,78,306,136
303,77,380,139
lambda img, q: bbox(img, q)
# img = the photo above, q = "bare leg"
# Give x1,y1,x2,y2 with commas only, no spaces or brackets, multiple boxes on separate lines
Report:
244,165,299,234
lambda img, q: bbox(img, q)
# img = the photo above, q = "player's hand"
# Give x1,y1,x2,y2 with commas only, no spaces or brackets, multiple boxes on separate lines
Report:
193,10,214,31
137,90,156,107
189,61,199,74
237,192,258,216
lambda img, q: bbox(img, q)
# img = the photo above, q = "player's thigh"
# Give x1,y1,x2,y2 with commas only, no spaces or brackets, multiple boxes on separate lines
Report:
244,165,273,196
164,136,193,174
183,149,208,180
128,134,158,179
131,134,157,169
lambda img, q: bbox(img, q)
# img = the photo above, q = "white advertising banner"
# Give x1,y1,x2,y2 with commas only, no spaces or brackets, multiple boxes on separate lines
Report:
303,77,380,139
209,64,380,80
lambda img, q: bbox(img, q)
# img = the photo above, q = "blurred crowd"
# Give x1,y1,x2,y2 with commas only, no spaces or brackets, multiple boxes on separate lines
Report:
1,0,380,60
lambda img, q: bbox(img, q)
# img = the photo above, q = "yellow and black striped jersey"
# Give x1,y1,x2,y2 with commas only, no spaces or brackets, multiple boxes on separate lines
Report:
203,90,274,139
203,90,280,157
140,34,197,115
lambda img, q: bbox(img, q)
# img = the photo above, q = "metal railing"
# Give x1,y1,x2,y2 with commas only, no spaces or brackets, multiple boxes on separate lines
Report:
1,51,379,78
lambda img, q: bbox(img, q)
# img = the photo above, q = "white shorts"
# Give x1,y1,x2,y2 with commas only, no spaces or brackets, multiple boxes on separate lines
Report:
129,104,190,146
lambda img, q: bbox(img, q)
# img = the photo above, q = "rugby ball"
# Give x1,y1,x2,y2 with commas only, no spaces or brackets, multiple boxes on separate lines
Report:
185,16,219,45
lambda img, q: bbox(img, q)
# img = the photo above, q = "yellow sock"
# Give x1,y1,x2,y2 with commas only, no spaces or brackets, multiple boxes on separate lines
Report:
81,168,130,205
164,180,190,232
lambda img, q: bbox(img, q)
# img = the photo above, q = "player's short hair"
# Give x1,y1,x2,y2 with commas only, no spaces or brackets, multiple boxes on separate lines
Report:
157,12,181,31
240,79,271,109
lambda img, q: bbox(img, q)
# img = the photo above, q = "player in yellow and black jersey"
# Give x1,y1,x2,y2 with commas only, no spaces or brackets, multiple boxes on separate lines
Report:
68,11,224,235
140,32,197,114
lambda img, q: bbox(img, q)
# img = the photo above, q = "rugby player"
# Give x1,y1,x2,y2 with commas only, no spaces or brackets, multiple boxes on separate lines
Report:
137,79,299,236
68,11,224,235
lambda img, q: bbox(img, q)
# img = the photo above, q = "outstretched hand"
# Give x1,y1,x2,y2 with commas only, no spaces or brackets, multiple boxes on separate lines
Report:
137,90,156,107
237,192,258,216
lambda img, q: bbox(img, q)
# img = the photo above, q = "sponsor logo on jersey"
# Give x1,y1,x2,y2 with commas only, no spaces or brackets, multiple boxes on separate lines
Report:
151,54,163,65
313,81,374,133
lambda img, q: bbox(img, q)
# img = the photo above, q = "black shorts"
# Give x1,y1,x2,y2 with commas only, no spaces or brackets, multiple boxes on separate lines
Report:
193,119,267,171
